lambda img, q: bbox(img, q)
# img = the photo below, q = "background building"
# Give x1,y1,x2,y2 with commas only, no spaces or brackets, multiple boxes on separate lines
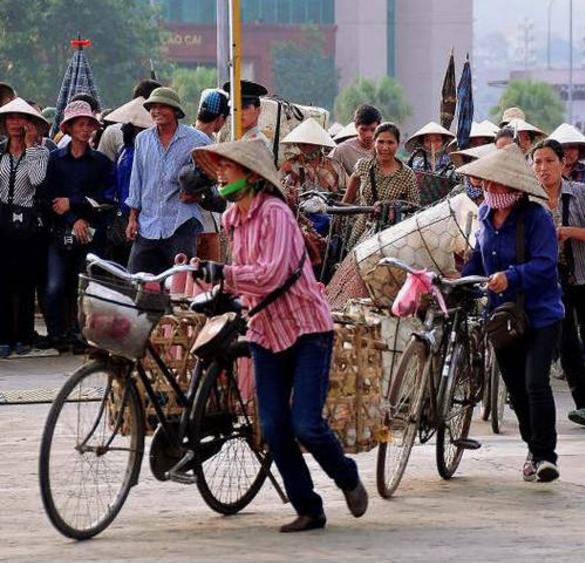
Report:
157,0,473,133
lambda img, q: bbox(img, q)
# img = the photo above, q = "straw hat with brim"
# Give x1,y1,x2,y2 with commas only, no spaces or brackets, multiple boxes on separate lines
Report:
506,118,545,139
193,139,284,198
500,107,526,126
450,143,497,168
405,121,455,153
281,117,335,149
547,123,585,159
0,97,50,133
447,121,498,152
456,143,547,199
60,100,100,133
143,87,185,119
334,121,357,142
106,97,154,129
479,119,500,135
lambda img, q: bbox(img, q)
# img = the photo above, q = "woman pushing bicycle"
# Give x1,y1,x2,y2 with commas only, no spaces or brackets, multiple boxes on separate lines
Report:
192,138,368,532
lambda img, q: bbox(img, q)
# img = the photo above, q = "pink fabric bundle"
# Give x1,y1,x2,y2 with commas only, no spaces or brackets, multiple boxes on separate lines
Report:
391,270,448,318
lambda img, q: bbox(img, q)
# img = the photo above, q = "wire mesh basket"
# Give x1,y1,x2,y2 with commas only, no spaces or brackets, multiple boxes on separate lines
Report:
78,273,170,360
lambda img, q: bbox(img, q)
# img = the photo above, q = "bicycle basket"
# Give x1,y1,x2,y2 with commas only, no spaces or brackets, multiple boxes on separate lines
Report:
78,274,170,360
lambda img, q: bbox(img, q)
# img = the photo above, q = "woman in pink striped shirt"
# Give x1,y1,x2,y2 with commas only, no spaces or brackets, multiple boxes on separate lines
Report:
193,139,367,533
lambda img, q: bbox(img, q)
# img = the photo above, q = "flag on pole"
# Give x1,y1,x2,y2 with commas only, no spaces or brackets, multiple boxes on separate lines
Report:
440,49,456,130
456,53,474,150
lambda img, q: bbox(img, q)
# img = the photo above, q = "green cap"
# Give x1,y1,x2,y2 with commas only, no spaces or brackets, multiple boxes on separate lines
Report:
143,87,185,119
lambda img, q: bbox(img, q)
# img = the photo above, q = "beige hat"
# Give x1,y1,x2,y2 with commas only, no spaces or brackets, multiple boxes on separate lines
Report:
450,143,496,168
333,121,357,142
500,107,526,126
281,117,335,148
405,121,455,153
547,123,585,159
0,97,50,133
479,119,500,135
193,139,284,198
106,97,154,129
456,143,547,199
328,122,343,138
506,118,546,145
470,120,498,139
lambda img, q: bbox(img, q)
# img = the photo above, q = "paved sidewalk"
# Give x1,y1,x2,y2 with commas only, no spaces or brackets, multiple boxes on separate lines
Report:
0,355,584,562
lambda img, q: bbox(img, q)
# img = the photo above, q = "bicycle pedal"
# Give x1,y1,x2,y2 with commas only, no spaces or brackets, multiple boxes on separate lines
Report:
452,438,482,450
165,450,198,484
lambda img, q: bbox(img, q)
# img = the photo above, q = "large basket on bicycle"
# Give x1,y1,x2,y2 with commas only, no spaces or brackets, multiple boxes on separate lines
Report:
78,273,170,360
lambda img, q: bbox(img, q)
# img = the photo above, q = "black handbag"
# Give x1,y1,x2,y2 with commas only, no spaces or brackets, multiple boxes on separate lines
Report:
0,153,43,240
485,205,529,350
106,209,130,247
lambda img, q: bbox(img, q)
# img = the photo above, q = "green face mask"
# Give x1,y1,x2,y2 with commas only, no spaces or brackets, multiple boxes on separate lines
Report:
218,177,248,199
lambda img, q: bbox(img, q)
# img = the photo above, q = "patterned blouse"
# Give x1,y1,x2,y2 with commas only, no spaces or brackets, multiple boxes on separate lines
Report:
348,156,420,247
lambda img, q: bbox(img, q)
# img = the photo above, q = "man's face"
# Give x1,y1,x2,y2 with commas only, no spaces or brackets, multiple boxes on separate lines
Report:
149,103,176,127
563,144,580,168
495,136,513,149
356,122,378,149
213,115,227,134
241,104,261,130
517,130,532,153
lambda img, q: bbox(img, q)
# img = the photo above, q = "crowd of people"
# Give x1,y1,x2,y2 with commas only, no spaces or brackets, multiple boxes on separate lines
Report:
2,74,585,528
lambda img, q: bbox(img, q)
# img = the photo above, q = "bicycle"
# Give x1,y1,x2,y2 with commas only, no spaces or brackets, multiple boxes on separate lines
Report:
375,257,489,498
39,254,284,540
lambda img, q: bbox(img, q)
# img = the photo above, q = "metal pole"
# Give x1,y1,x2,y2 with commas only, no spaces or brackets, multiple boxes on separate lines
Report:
216,0,229,86
569,0,574,123
229,0,242,140
547,0,553,69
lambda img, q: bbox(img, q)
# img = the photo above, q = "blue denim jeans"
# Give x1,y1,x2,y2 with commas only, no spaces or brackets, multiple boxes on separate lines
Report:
251,331,359,517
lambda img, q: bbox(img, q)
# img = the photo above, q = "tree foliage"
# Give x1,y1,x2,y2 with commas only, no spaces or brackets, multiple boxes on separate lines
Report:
490,80,566,132
271,28,338,111
170,66,218,124
0,0,168,109
334,76,412,125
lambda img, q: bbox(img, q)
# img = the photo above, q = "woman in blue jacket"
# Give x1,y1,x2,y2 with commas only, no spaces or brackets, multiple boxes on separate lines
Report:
459,143,564,483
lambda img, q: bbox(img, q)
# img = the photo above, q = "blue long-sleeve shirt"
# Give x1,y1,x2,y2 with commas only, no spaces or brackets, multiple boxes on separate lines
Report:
125,124,209,239
463,201,564,329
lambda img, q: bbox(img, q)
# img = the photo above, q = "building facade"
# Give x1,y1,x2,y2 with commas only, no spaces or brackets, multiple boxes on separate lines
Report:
157,0,473,133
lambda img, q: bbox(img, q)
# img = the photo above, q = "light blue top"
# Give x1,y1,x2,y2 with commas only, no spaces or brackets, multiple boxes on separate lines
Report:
126,124,210,239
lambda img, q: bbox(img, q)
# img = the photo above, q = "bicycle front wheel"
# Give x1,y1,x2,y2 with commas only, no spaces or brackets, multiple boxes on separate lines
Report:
39,360,144,540
377,338,428,498
436,342,474,480
192,353,271,514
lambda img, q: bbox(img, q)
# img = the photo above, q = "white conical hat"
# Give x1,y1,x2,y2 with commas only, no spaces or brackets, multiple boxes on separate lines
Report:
334,121,357,142
456,143,547,199
328,122,343,137
0,97,50,132
106,97,154,129
450,143,496,168
281,117,335,148
470,120,498,139
548,123,585,146
500,107,525,126
479,119,500,134
405,121,455,153
506,118,545,139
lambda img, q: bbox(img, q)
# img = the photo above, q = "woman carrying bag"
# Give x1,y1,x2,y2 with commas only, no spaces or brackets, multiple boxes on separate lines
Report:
459,143,564,483
192,139,367,533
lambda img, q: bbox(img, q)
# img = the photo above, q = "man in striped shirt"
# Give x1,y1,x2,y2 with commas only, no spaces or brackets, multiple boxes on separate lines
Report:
125,87,209,274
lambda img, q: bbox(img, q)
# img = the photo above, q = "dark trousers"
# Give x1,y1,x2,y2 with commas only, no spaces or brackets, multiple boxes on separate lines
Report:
251,332,359,518
0,236,37,345
559,284,585,409
45,243,87,338
127,218,200,275
495,322,561,464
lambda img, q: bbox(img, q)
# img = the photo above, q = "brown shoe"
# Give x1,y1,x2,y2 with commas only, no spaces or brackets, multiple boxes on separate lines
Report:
343,480,368,518
279,514,326,533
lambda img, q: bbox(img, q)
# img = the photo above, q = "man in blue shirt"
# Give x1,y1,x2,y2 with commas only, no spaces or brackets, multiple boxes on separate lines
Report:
125,87,209,274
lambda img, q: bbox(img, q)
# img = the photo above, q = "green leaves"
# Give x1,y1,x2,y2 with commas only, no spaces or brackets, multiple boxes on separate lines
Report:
334,76,412,125
490,80,566,133
170,67,218,124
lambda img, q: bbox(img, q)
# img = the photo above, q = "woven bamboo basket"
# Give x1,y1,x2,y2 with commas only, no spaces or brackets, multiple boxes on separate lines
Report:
325,313,388,453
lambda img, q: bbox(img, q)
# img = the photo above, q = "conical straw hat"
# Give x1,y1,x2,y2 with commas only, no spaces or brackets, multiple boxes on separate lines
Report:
479,119,500,135
405,121,455,153
334,121,357,142
456,143,547,199
469,120,498,139
500,107,525,126
450,142,496,168
106,97,154,129
193,139,284,198
548,122,585,147
281,117,335,148
506,118,545,139
328,122,343,137
0,97,50,132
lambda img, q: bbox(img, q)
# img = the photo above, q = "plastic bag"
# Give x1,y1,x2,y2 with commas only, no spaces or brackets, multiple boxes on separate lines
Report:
391,270,447,318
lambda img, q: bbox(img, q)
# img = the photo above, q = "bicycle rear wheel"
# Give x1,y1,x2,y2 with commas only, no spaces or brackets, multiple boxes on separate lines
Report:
39,360,144,540
436,342,474,479
192,353,271,514
377,338,428,498
490,356,507,434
